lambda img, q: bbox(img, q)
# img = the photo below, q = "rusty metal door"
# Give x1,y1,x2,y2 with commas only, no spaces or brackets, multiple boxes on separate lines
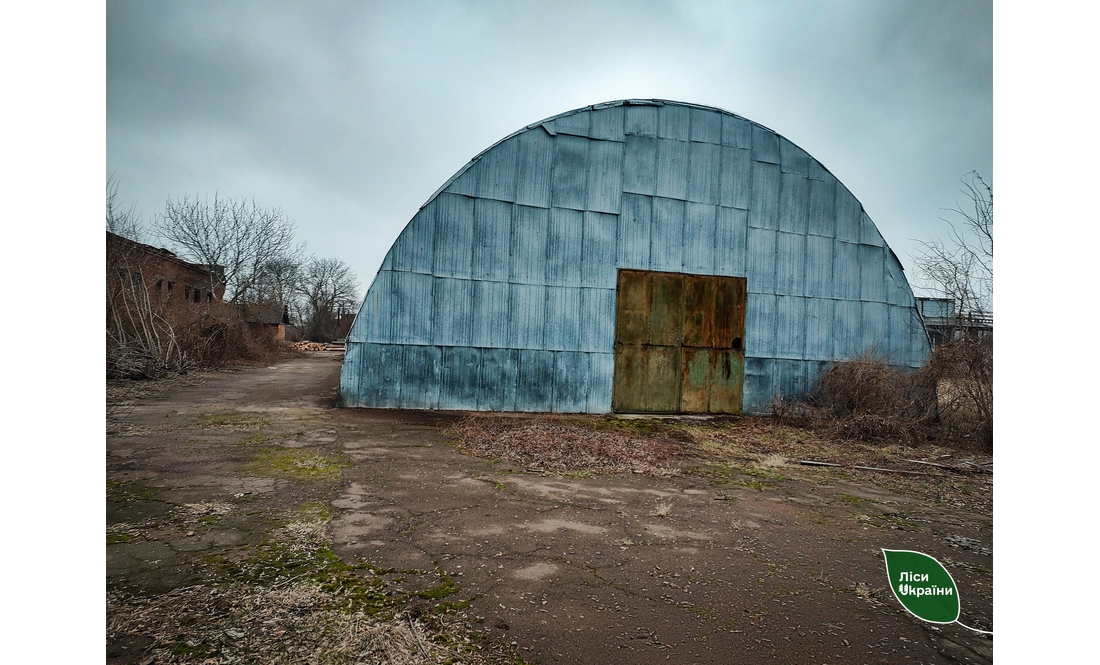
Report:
612,270,746,414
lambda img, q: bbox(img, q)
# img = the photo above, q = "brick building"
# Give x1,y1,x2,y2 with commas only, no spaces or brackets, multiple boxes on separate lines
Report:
107,231,225,309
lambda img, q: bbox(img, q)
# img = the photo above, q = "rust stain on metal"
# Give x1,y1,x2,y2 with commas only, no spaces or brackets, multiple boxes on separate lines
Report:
612,269,746,414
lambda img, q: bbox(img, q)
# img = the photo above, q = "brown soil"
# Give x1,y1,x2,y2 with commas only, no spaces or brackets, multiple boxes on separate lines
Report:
107,354,992,664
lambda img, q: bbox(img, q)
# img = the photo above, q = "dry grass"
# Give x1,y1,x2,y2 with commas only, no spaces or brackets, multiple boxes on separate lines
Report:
108,583,484,665
108,509,493,665
448,416,683,475
446,414,991,512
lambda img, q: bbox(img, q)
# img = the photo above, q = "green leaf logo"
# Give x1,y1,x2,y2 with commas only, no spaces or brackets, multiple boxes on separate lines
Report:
882,549,960,624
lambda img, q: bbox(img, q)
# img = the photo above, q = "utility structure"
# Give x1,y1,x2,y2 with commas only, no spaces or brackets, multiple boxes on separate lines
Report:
340,100,930,414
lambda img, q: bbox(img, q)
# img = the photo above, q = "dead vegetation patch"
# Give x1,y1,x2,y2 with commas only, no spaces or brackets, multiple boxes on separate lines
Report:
447,416,684,475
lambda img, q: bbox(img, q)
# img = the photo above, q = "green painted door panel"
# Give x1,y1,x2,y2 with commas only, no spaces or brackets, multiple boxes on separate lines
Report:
613,270,746,414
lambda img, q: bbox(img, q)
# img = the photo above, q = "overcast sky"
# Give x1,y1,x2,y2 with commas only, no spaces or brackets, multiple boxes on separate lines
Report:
106,0,992,300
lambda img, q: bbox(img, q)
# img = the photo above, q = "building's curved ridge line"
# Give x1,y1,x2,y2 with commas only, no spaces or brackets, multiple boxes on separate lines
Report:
417,99,799,212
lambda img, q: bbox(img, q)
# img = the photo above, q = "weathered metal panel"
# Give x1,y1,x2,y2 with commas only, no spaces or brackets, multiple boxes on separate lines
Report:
748,162,781,229
589,106,625,142
679,347,711,413
586,140,624,214
390,208,435,274
475,137,518,202
508,283,546,349
553,351,589,413
547,207,584,287
651,197,684,273
624,104,659,137
714,206,748,276
616,344,680,412
516,349,555,411
682,274,717,348
390,272,434,345
617,193,652,269
477,348,518,412
775,358,808,398
807,177,837,237
583,288,616,354
445,159,481,197
745,292,777,358
648,272,684,346
715,275,747,350
582,211,617,288
376,344,406,408
833,241,861,301
514,128,554,208
469,279,510,348
775,295,805,359
431,277,472,347
509,205,549,284
778,173,810,235
623,134,658,196
686,141,721,205
859,244,886,302
658,104,691,141
358,271,395,343
804,235,834,298
655,139,690,201
721,114,752,148
339,342,363,406
884,249,911,306
399,344,442,410
689,106,722,144
472,199,512,281
742,357,774,413
775,231,806,296
886,306,909,365
835,184,862,243
683,202,717,275
861,301,889,353
551,110,590,137
708,349,745,413
746,227,776,294
614,270,649,345
718,146,752,210
586,353,614,413
353,343,384,406
751,125,780,164
779,137,810,176
550,134,589,211
832,299,862,359
432,193,475,278
860,211,885,247
804,297,834,360
808,158,831,182
439,346,481,410
543,286,582,351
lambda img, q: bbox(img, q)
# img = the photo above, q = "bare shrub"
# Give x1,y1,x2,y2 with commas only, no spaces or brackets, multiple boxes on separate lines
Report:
107,268,283,380
812,353,939,443
806,340,992,451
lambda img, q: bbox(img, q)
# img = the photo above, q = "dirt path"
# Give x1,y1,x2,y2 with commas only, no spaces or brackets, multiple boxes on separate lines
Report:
107,354,992,664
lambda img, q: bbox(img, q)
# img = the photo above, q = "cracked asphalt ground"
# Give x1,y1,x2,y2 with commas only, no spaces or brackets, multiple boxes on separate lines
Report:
107,353,993,664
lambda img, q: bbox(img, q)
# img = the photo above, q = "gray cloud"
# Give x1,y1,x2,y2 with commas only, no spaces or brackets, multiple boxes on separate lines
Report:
107,0,991,297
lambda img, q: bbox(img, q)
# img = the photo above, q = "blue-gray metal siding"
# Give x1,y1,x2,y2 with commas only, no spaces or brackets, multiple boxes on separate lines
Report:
341,100,931,414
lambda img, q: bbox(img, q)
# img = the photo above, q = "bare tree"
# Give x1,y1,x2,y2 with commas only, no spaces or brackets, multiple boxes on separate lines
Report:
299,257,359,342
156,194,301,303
914,171,993,317
106,174,144,242
252,255,303,315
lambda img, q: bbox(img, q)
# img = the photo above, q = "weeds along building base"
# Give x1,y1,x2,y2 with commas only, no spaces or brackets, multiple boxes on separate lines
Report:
340,100,930,415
